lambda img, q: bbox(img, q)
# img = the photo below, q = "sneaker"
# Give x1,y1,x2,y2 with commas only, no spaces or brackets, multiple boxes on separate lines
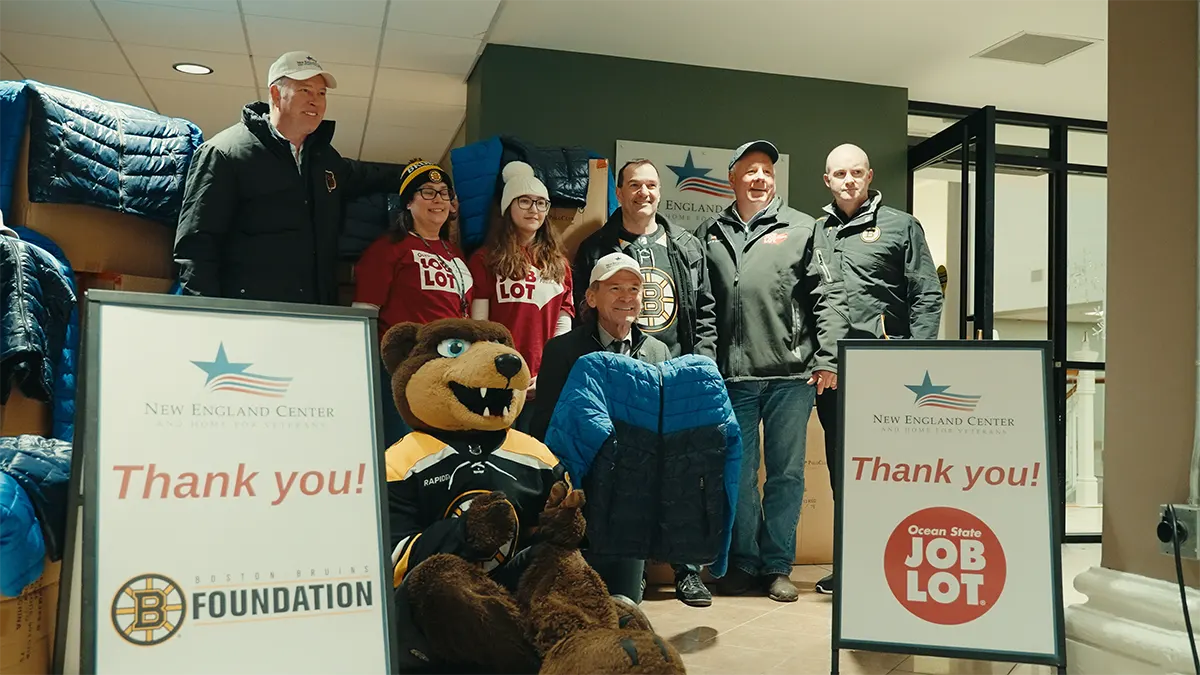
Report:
717,567,757,596
815,573,834,595
675,572,712,607
765,574,799,602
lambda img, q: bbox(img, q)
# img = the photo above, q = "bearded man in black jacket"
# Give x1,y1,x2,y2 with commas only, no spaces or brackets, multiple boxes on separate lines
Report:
174,51,406,306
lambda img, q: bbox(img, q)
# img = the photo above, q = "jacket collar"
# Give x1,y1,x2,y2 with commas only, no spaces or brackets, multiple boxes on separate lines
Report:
600,208,680,243
241,101,335,154
823,190,882,229
717,195,782,229
585,319,648,352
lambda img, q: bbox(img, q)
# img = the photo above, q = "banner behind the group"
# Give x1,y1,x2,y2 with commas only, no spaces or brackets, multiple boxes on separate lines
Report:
58,291,393,675
833,341,1065,669
615,140,791,230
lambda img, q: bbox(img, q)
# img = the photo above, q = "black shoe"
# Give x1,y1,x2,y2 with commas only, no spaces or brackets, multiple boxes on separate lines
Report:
675,572,712,607
815,572,834,595
717,567,757,596
765,574,799,603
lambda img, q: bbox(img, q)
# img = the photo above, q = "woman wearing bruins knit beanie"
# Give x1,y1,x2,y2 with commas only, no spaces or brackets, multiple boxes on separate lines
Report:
354,159,474,447
467,161,574,433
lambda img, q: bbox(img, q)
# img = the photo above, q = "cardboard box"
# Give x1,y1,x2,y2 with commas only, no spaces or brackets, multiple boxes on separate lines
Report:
548,159,610,261
0,560,62,675
76,272,174,295
9,131,175,279
0,389,51,438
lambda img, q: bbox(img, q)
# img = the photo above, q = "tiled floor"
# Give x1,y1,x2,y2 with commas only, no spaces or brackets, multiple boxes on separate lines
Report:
641,544,1099,675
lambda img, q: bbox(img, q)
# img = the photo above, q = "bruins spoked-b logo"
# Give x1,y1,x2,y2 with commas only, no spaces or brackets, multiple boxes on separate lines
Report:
638,267,677,333
112,574,186,646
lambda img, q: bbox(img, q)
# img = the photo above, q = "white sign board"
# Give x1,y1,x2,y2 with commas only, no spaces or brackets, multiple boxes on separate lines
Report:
833,341,1064,667
59,291,394,674
615,140,791,230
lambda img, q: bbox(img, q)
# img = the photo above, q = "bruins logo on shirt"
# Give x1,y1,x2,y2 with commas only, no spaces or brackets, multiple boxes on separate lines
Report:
861,227,881,243
447,490,519,572
638,266,677,332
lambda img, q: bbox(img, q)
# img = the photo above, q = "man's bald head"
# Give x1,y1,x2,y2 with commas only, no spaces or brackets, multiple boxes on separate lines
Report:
825,143,870,174
824,143,874,215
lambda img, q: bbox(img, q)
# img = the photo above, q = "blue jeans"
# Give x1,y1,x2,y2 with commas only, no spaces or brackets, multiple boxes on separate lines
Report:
726,379,816,578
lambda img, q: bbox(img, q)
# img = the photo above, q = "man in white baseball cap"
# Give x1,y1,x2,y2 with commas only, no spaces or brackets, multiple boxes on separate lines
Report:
174,50,406,307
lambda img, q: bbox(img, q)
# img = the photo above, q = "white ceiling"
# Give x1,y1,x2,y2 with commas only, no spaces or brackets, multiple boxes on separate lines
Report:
1,0,1106,167
0,0,499,163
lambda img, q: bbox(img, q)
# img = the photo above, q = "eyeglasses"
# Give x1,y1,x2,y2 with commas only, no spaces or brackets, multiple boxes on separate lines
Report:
516,196,550,212
416,187,453,201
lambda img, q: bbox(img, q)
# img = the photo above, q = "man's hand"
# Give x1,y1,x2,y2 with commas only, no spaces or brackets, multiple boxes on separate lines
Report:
808,369,838,395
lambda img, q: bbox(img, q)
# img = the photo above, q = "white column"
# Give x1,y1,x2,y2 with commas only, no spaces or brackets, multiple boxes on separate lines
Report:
1072,338,1100,507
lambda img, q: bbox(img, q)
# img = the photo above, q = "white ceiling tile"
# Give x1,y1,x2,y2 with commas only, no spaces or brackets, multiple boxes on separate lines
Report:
141,76,255,139
379,31,479,75
124,45,255,87
330,123,364,160
360,122,451,164
244,16,381,68
368,98,464,132
387,0,500,39
0,32,132,75
241,0,386,28
326,94,369,129
1,56,24,81
372,68,466,106
15,66,154,111
95,1,247,53
0,0,111,41
116,0,240,12
251,56,375,97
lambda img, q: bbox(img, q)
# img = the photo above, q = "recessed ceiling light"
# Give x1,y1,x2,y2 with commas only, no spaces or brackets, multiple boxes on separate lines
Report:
173,63,213,75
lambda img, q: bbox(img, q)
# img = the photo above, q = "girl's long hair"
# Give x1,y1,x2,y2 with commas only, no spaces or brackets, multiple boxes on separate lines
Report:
483,206,567,283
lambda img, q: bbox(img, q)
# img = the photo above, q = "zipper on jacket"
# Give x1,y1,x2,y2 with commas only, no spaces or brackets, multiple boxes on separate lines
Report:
879,313,891,340
791,301,801,350
814,249,834,284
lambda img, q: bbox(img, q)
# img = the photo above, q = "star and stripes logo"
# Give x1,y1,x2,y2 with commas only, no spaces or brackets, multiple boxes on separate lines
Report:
666,151,736,199
190,343,293,399
904,371,982,412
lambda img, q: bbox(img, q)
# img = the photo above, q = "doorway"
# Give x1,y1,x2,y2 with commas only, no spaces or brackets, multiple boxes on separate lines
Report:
905,103,1108,544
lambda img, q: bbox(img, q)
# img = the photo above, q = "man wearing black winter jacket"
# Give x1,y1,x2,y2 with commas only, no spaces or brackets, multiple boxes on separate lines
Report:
174,52,406,306
809,143,943,595
698,140,843,604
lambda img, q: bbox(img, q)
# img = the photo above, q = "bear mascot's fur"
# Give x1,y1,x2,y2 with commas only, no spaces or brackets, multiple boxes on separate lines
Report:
380,318,685,675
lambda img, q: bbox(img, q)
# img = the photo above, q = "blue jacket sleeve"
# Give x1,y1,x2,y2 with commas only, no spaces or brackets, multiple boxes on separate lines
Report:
543,355,614,484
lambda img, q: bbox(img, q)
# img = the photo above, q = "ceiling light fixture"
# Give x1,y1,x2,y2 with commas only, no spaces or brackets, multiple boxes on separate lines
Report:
173,63,213,75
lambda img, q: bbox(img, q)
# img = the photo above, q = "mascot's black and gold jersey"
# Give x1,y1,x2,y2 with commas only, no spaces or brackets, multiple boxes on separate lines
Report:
386,427,566,587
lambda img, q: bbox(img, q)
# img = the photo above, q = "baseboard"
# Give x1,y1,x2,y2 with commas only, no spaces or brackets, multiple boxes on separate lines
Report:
1065,566,1200,674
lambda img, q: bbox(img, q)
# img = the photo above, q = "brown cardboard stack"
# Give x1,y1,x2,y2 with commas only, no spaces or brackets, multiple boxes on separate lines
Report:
645,408,835,586
0,561,61,675
547,159,610,261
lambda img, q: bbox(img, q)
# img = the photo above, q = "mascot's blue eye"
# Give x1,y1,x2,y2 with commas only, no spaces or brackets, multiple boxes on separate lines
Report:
437,338,471,358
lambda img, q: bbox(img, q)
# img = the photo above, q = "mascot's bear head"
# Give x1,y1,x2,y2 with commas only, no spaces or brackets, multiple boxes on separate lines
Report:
381,318,530,433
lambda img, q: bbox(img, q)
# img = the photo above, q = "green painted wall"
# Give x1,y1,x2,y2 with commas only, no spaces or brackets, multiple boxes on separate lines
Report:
467,44,910,215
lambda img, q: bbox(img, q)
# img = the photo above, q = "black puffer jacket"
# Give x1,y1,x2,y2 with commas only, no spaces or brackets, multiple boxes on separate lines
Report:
0,236,75,405
500,136,590,208
174,102,406,305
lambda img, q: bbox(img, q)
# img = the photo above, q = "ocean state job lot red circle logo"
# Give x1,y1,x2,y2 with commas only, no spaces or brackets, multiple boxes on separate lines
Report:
883,507,1006,625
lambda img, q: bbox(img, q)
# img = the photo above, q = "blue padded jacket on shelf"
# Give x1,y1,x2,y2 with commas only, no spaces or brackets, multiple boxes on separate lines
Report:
0,81,30,219
0,435,72,564
544,352,741,577
0,471,46,598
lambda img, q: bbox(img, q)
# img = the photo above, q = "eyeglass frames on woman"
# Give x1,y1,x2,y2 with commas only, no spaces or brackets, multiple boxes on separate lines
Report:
416,187,453,201
516,196,550,212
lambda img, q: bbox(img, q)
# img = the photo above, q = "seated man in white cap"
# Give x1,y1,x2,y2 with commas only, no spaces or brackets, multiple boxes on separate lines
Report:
175,51,407,306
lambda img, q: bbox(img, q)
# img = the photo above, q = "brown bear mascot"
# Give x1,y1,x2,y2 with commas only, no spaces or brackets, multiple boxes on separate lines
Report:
381,318,685,675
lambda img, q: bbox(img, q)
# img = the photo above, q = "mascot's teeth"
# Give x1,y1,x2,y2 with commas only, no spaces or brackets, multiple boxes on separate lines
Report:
480,387,487,398
503,406,510,417
483,407,492,417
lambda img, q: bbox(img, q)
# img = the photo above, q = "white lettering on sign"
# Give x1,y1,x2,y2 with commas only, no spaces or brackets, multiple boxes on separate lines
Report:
903,537,987,606
495,268,563,309
412,251,472,296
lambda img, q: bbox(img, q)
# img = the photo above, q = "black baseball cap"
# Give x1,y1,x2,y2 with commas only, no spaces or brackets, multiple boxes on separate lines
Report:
729,140,780,171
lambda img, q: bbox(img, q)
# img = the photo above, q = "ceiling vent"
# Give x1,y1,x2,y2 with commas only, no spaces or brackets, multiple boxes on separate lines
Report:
973,32,1098,66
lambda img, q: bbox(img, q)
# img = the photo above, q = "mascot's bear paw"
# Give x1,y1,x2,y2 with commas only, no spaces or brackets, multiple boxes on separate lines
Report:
540,629,685,675
406,553,540,673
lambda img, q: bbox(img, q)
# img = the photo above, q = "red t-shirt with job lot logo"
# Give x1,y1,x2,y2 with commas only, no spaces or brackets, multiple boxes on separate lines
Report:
468,249,574,379
354,234,475,336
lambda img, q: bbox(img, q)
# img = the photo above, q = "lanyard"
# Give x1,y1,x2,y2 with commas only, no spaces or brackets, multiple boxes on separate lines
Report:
409,232,468,316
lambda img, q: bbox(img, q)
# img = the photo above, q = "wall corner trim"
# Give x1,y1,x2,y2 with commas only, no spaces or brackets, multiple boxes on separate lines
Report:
1065,565,1200,674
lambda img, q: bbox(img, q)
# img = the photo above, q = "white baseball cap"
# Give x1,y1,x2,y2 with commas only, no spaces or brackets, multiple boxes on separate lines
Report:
267,51,338,89
590,252,644,285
